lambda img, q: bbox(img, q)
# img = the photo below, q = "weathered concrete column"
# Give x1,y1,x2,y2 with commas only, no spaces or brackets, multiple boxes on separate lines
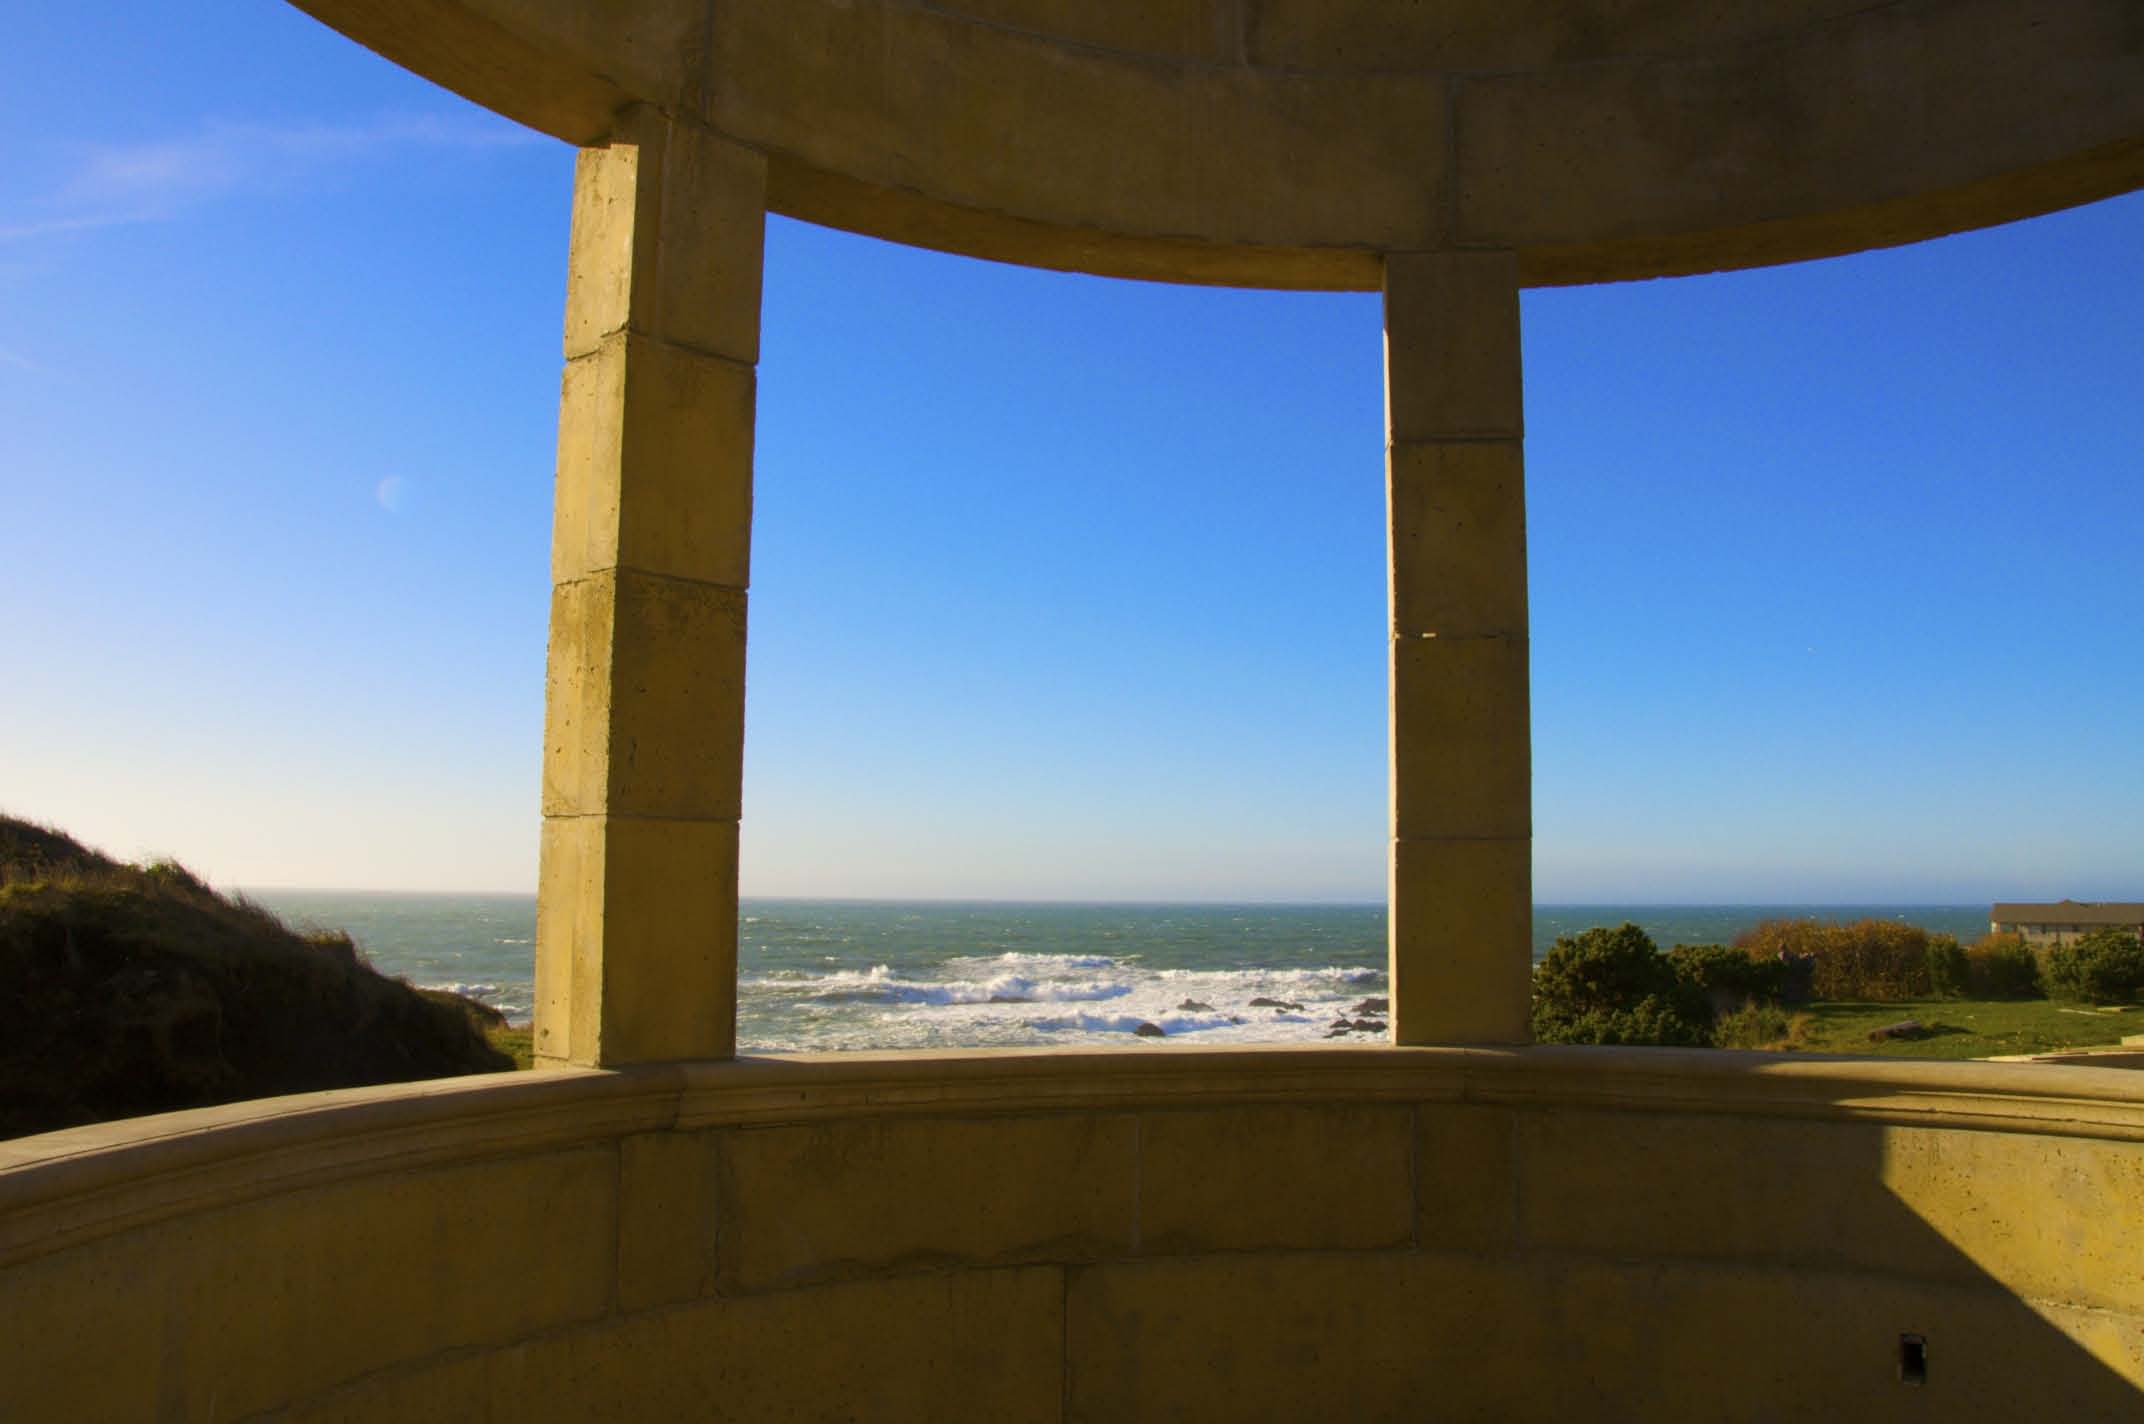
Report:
1383,251,1532,1045
535,109,766,1066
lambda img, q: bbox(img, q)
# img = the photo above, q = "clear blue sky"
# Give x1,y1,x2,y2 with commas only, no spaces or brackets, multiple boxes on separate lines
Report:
4,2,2139,902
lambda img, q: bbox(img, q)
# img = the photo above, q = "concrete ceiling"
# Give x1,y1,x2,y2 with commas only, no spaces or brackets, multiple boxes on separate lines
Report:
289,0,2144,287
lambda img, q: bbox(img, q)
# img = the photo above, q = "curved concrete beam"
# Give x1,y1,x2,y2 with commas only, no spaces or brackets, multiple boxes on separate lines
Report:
287,0,2144,287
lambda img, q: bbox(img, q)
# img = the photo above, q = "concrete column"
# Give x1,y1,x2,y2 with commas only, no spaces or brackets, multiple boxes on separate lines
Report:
1383,251,1532,1045
535,109,766,1066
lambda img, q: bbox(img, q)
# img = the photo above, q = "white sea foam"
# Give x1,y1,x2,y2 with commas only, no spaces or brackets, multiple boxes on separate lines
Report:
427,980,503,998
419,980,534,1022
1154,964,1380,986
961,951,1121,971
735,954,1390,1051
744,964,1135,1006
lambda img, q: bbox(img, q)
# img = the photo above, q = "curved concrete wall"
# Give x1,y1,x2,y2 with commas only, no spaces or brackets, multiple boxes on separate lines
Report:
289,0,2144,286
6,1048,2143,1420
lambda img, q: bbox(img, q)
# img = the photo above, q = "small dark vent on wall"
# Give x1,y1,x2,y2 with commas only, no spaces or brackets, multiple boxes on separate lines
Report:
1898,1333,1928,1386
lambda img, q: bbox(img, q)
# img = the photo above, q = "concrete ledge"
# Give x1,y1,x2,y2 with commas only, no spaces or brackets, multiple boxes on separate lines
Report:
0,1065,677,1267
9,1046,2144,1270
6,1046,2144,1418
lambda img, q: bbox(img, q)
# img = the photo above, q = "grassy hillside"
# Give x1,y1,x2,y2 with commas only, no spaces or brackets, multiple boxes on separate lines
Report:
0,816,512,1139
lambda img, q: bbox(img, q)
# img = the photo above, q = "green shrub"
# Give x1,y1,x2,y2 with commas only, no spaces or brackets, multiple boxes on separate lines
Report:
1533,924,1712,1047
1713,1000,1810,1051
2044,929,2144,1004
1925,934,1970,998
1543,998,1714,1047
1965,934,2040,998
1734,917,1932,1000
1670,942,1765,996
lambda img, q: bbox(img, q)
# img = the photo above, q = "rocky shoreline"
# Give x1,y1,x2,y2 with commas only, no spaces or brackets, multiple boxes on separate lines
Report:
1127,996,1390,1041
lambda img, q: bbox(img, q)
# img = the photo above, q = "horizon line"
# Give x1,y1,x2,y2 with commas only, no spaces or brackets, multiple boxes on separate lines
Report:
231,887,2010,910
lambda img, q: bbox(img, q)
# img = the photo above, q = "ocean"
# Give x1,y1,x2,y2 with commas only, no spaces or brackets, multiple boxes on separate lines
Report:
246,892,1994,1052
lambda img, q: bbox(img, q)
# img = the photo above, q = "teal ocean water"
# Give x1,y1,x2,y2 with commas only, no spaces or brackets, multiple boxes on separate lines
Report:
247,893,1993,1051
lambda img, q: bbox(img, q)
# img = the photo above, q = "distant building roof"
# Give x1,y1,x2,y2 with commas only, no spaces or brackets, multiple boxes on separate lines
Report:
1991,901,2144,924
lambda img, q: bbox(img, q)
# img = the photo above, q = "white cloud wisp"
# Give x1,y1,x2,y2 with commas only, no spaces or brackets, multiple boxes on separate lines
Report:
1,113,543,242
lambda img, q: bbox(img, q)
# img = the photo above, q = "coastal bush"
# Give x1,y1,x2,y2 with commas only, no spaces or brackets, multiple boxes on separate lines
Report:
2044,929,2144,1004
1734,917,1932,1000
1965,933,2041,998
0,815,511,1139
1667,942,1792,1011
1532,923,1711,1047
1712,1000,1812,1051
1925,934,1971,998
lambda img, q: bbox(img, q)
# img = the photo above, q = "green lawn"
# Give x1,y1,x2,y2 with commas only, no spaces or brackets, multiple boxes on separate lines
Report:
1759,998,2144,1059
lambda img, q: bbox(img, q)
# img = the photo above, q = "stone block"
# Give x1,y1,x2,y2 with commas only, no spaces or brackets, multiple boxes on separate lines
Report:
1136,1104,1412,1255
1249,0,1870,74
2036,1298,2144,1395
1388,438,1527,639
1383,249,1523,442
1517,1111,1946,1281
542,568,747,821
1452,0,2144,257
1520,1108,2144,1319
488,1265,1063,1422
1535,1255,2144,1422
1388,836,1531,1044
275,1351,493,1424
1068,1247,2144,1421
716,1113,1136,1290
165,1148,614,1419
592,816,737,1063
553,332,756,589
283,1265,1064,1422
708,0,1445,251
935,0,1232,62
562,138,640,362
0,1231,166,1421
1416,1102,1517,1251
537,815,740,1065
1881,1124,2144,1318
1066,1252,1563,1421
1389,631,1530,840
617,1129,722,1311
533,811,600,1065
564,110,766,365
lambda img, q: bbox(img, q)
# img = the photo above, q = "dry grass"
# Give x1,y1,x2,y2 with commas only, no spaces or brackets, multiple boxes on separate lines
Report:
2,814,513,1139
